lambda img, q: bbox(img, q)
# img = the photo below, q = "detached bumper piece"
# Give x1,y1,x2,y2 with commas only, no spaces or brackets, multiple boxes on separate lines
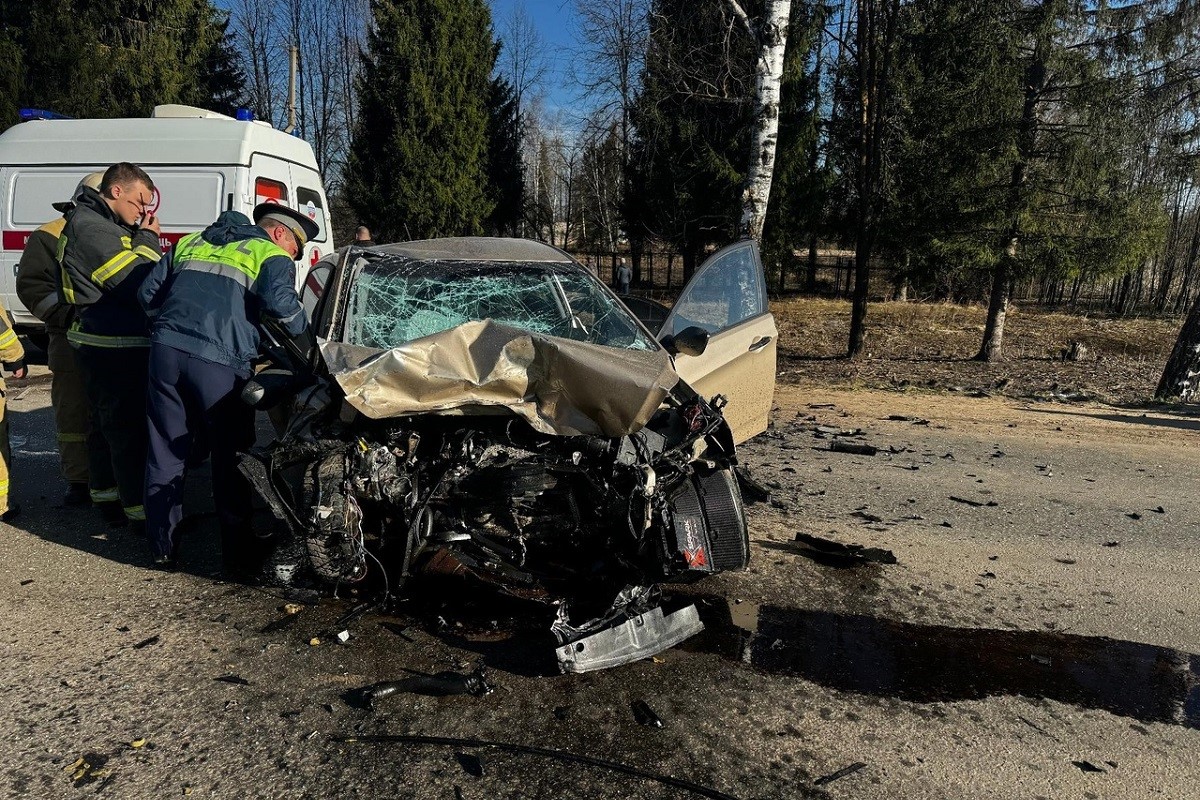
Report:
555,603,704,673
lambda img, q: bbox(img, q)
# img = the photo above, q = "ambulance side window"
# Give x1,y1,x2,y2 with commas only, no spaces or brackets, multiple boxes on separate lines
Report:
255,177,288,204
295,187,327,243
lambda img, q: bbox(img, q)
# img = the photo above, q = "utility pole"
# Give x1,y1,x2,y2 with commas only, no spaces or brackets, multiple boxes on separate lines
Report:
284,45,298,134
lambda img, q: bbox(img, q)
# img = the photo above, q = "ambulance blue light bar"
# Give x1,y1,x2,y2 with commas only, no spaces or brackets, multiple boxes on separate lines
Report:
18,108,75,121
236,107,255,122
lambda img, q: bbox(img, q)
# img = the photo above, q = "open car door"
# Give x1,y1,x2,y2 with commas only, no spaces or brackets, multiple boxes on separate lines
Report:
659,241,776,444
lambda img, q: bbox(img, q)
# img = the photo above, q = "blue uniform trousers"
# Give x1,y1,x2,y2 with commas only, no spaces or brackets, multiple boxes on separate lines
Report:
144,343,254,560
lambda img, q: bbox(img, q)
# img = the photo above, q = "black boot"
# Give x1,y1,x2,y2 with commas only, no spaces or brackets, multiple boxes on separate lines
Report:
63,483,90,506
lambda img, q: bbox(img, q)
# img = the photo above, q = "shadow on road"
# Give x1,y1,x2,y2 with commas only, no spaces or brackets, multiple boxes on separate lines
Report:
1026,405,1200,432
5,400,226,579
691,597,1200,730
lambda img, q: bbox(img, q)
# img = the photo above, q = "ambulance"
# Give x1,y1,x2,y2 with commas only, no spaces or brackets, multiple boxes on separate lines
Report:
0,104,333,331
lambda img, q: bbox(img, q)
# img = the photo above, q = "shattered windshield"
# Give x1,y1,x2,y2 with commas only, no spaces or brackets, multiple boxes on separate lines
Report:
342,259,659,352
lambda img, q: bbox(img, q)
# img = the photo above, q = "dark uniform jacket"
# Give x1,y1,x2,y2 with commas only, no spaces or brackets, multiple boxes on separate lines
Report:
16,217,74,332
59,187,162,347
138,211,306,377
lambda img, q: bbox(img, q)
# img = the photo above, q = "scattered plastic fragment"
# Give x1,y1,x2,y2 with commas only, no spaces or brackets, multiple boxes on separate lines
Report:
133,636,159,649
333,600,378,629
360,667,494,708
793,533,898,567
130,738,146,748
813,762,867,786
949,496,998,508
309,637,321,646
336,630,351,644
631,699,664,728
214,674,250,686
828,440,878,456
456,752,485,778
283,603,304,615
734,466,771,504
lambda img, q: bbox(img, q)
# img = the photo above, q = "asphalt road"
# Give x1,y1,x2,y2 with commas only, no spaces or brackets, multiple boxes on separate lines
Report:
1,376,1197,799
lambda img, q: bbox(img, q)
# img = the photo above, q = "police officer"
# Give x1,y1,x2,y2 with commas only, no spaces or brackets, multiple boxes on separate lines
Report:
139,203,317,572
0,299,27,521
59,162,162,534
16,172,119,514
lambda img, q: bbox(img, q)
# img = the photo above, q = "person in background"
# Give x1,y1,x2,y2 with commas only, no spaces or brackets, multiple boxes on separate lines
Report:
0,299,27,522
58,162,162,534
355,225,375,246
616,257,632,295
16,173,114,512
139,203,318,573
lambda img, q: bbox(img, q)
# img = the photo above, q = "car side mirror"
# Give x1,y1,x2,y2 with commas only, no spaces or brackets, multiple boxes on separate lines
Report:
660,325,709,357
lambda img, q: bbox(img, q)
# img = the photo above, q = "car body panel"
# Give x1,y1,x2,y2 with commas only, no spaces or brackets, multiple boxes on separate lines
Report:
319,319,678,437
658,240,777,445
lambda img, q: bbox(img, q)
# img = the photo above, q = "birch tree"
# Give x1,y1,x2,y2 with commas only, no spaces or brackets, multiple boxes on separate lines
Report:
729,0,792,242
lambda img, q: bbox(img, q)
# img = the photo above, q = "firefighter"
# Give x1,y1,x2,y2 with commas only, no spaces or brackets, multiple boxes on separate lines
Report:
0,300,27,521
16,173,120,515
139,203,317,571
59,162,162,534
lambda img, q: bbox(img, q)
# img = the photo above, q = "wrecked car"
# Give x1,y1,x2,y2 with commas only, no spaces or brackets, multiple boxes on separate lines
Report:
241,237,777,671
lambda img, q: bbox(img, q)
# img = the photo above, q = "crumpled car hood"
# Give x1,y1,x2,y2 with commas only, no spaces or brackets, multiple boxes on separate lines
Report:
319,319,679,437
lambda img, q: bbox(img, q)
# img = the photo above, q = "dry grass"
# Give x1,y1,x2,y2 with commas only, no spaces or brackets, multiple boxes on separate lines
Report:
771,298,1179,404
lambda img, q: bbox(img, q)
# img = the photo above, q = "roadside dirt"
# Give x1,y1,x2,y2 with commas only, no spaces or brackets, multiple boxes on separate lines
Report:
772,298,1180,405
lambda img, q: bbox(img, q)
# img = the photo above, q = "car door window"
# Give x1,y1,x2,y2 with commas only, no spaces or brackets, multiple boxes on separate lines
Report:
663,242,767,337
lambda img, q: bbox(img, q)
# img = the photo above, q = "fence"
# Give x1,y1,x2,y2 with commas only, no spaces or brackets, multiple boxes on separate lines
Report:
572,247,1195,318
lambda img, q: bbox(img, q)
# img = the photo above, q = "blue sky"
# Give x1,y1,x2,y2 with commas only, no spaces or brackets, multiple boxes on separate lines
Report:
488,0,580,115
213,0,582,117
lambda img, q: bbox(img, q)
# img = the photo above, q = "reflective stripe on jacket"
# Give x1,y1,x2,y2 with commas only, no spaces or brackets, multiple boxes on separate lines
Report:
59,187,161,347
0,300,26,369
16,218,74,332
139,212,305,376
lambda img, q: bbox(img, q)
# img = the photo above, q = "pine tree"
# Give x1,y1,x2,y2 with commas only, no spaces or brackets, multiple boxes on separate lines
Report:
1,0,239,125
626,0,755,279
484,75,524,236
348,0,496,241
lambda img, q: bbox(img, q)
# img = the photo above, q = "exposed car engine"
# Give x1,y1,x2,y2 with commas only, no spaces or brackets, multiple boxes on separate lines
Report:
242,384,749,670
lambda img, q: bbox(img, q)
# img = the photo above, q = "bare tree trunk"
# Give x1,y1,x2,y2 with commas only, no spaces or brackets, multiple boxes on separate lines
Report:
976,243,1013,362
976,38,1045,362
847,0,900,357
1156,292,1200,400
732,0,792,241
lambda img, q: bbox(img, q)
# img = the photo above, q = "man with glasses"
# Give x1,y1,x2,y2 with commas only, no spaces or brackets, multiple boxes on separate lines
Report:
59,162,162,534
138,203,317,573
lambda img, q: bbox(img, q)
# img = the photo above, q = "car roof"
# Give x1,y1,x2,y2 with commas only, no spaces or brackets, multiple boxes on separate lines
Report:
367,237,574,264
